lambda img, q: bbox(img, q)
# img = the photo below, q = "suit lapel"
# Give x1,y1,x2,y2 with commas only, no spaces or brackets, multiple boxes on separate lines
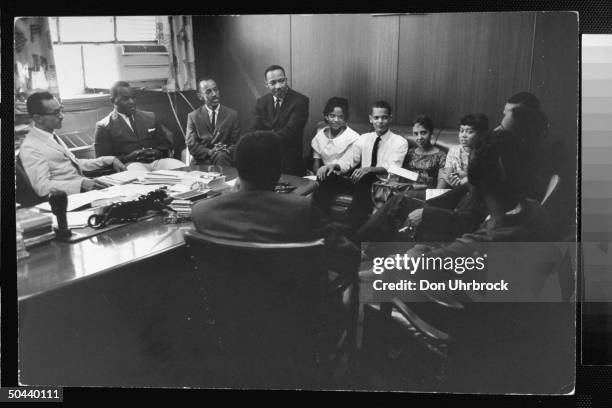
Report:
133,110,148,140
31,127,82,174
113,111,138,141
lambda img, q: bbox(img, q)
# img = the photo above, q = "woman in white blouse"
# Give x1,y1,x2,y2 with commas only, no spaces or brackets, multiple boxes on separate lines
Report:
311,97,360,180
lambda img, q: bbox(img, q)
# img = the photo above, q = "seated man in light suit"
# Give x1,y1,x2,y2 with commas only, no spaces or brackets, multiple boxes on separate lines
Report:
94,81,185,171
20,92,126,197
186,78,241,166
192,130,359,277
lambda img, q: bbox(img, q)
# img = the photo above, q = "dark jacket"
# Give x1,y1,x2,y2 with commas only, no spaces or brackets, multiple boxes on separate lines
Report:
94,109,174,162
252,88,309,176
186,104,241,163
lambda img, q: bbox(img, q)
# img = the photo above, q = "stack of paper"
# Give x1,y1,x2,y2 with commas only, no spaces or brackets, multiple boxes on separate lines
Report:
142,170,185,185
97,170,147,186
16,208,55,247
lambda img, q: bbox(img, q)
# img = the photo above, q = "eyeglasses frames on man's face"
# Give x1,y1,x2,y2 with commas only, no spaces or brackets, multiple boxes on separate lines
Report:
39,107,64,117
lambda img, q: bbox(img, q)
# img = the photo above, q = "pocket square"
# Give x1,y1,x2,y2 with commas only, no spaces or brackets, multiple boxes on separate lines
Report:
148,128,156,132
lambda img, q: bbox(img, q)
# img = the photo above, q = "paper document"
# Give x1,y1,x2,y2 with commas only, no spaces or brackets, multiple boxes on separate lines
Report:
388,165,419,181
52,210,95,229
425,188,451,201
36,184,165,212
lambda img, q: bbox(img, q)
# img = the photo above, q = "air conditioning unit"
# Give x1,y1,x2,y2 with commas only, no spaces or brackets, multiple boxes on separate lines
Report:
82,44,171,90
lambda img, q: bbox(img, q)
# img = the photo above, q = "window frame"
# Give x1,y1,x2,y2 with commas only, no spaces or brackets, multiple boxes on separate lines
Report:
51,16,159,45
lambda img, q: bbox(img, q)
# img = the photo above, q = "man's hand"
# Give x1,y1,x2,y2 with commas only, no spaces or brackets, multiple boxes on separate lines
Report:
406,208,424,227
112,158,126,172
81,178,109,192
351,167,372,183
124,150,143,163
316,164,337,181
448,172,465,187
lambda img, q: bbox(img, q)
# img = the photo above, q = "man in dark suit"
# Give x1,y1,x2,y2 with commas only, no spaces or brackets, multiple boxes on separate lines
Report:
252,65,309,176
186,78,241,166
94,81,185,171
192,131,358,276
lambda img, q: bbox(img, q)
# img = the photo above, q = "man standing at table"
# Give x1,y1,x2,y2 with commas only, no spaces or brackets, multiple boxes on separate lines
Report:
20,91,126,197
252,65,309,176
94,81,185,171
186,78,241,166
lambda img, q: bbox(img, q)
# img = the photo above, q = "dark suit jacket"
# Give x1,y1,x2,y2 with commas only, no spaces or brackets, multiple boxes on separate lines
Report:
192,189,359,277
94,109,174,163
186,104,241,163
252,88,309,176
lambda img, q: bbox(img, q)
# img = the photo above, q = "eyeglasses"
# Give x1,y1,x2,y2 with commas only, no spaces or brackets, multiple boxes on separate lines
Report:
39,107,64,117
266,77,287,87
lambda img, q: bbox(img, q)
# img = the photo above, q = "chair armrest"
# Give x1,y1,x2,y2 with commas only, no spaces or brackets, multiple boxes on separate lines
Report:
390,298,451,342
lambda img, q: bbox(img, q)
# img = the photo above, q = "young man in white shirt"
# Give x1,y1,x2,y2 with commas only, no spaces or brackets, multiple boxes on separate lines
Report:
313,100,408,234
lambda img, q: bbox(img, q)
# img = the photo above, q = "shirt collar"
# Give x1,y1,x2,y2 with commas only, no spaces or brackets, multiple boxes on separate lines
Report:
32,125,57,140
204,104,220,115
273,95,284,105
375,129,392,141
115,110,132,121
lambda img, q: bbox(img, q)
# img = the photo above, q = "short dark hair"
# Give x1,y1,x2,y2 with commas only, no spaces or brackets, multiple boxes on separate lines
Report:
468,132,518,198
110,81,131,100
264,65,286,78
26,91,55,116
460,113,489,134
371,100,392,116
412,114,434,134
507,91,541,111
235,131,282,190
323,97,350,120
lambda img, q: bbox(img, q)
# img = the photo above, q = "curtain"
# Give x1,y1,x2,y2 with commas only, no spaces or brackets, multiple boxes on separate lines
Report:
161,16,196,91
14,17,59,108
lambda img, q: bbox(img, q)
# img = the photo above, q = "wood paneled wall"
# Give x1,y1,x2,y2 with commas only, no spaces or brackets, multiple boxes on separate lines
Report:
193,13,578,160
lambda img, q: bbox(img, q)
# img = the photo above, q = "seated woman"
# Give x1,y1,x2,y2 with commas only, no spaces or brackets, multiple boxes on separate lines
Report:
402,115,447,188
361,132,570,392
438,113,489,189
311,96,360,180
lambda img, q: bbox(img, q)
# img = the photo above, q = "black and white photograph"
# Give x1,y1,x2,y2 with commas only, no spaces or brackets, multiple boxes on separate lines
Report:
12,13,579,393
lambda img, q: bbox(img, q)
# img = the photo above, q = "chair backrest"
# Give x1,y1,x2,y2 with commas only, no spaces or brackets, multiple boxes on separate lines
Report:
15,154,46,207
183,231,328,357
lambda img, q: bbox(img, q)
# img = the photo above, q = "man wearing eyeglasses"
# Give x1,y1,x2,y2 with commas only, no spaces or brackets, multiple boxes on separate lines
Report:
94,81,185,171
19,92,126,198
252,65,309,176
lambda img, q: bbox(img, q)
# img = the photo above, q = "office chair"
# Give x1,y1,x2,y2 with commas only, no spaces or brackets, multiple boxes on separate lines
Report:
182,231,358,388
15,154,46,207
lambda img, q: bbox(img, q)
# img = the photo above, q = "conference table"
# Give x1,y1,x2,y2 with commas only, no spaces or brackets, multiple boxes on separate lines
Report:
17,166,317,386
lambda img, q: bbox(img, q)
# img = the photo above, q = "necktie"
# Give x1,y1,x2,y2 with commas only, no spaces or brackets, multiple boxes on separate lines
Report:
274,99,281,116
211,109,216,131
371,135,381,167
129,114,138,138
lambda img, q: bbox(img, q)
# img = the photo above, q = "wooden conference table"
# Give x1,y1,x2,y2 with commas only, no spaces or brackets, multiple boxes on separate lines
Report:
18,166,317,386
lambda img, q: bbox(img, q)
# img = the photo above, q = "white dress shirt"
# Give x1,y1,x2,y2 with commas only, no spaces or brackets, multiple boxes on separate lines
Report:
336,129,408,174
204,104,220,124
116,111,134,132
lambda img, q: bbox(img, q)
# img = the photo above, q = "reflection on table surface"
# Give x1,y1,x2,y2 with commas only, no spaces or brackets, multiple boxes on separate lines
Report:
17,167,316,301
